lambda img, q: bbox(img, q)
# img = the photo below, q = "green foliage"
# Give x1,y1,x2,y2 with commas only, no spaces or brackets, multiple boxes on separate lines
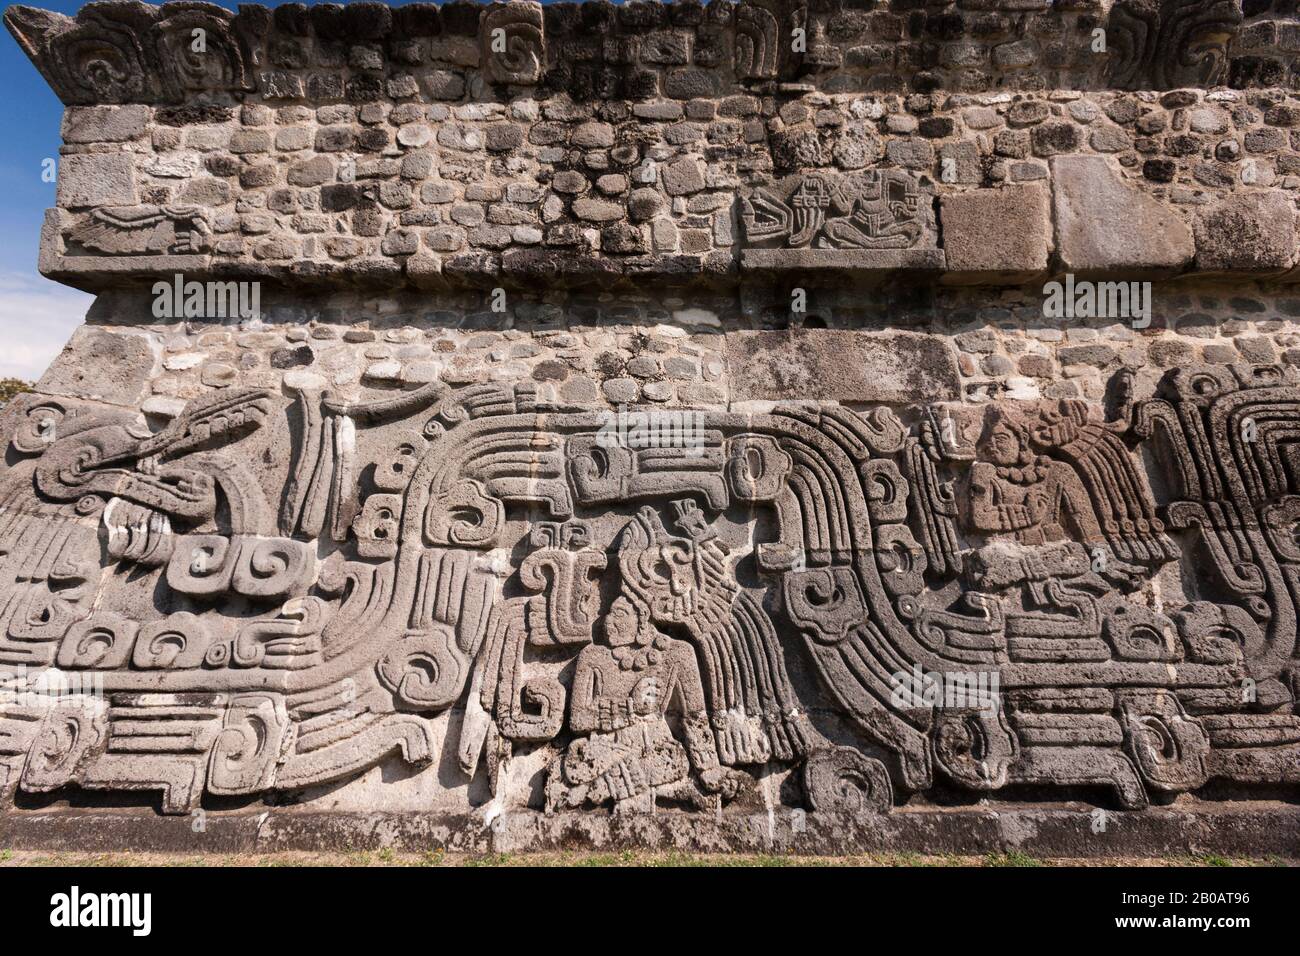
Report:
0,379,33,406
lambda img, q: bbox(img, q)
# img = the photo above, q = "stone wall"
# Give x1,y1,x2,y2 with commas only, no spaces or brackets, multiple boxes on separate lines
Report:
4,0,1300,847
37,85,1300,288
17,0,1300,288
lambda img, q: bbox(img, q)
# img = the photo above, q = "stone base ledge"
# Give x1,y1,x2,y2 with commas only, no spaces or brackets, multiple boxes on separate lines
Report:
2,804,1296,859
740,248,947,274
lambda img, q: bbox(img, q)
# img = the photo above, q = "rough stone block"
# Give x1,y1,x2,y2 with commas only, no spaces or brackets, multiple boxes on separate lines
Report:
1051,155,1194,277
62,105,149,143
662,157,705,196
55,153,138,208
37,326,155,406
725,330,961,403
940,184,1051,282
1195,190,1297,274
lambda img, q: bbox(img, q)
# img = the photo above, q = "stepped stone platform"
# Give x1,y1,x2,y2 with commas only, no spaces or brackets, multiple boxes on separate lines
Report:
2,0,1300,856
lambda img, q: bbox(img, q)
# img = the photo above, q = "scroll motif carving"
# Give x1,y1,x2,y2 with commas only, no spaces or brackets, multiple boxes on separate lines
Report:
480,2,544,86
1,365,1299,818
5,0,1300,845
1108,0,1243,90
5,1,253,104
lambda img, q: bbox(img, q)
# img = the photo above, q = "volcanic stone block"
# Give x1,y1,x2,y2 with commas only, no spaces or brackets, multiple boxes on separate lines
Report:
940,183,1052,282
55,153,138,209
725,330,961,404
1195,190,1298,274
61,105,149,143
37,325,156,406
1051,155,1194,277
662,157,705,196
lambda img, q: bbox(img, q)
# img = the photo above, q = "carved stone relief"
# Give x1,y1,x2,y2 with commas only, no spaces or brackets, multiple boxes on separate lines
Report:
3,0,1300,843
1,363,1298,816
740,171,944,271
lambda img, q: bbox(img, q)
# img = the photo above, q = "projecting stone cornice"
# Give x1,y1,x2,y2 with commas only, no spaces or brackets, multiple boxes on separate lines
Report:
1,0,1289,109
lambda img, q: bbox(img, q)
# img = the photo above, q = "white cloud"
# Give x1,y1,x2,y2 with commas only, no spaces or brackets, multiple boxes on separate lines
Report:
0,272,92,381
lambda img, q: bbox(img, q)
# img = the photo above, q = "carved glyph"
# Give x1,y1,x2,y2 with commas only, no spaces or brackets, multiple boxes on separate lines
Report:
742,171,933,252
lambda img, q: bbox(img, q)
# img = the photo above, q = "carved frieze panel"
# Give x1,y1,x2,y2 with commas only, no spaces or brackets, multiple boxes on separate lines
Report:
6,1,254,105
740,170,944,272
5,0,1300,835
1107,0,1243,91
5,1,1289,112
2,361,1299,817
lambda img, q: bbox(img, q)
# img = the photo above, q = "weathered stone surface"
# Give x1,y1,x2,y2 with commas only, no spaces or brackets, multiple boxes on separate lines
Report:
725,330,960,403
740,248,945,272
7,0,1300,856
1051,155,1194,277
55,153,137,209
36,325,155,405
62,105,149,143
939,184,1051,281
1195,190,1298,274
5,804,1300,860
662,157,704,196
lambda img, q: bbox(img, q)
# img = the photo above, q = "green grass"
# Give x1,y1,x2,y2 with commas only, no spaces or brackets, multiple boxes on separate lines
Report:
983,850,1043,867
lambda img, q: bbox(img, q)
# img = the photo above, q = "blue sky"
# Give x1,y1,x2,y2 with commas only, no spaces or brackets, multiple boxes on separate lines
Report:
0,0,581,379
0,0,94,378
